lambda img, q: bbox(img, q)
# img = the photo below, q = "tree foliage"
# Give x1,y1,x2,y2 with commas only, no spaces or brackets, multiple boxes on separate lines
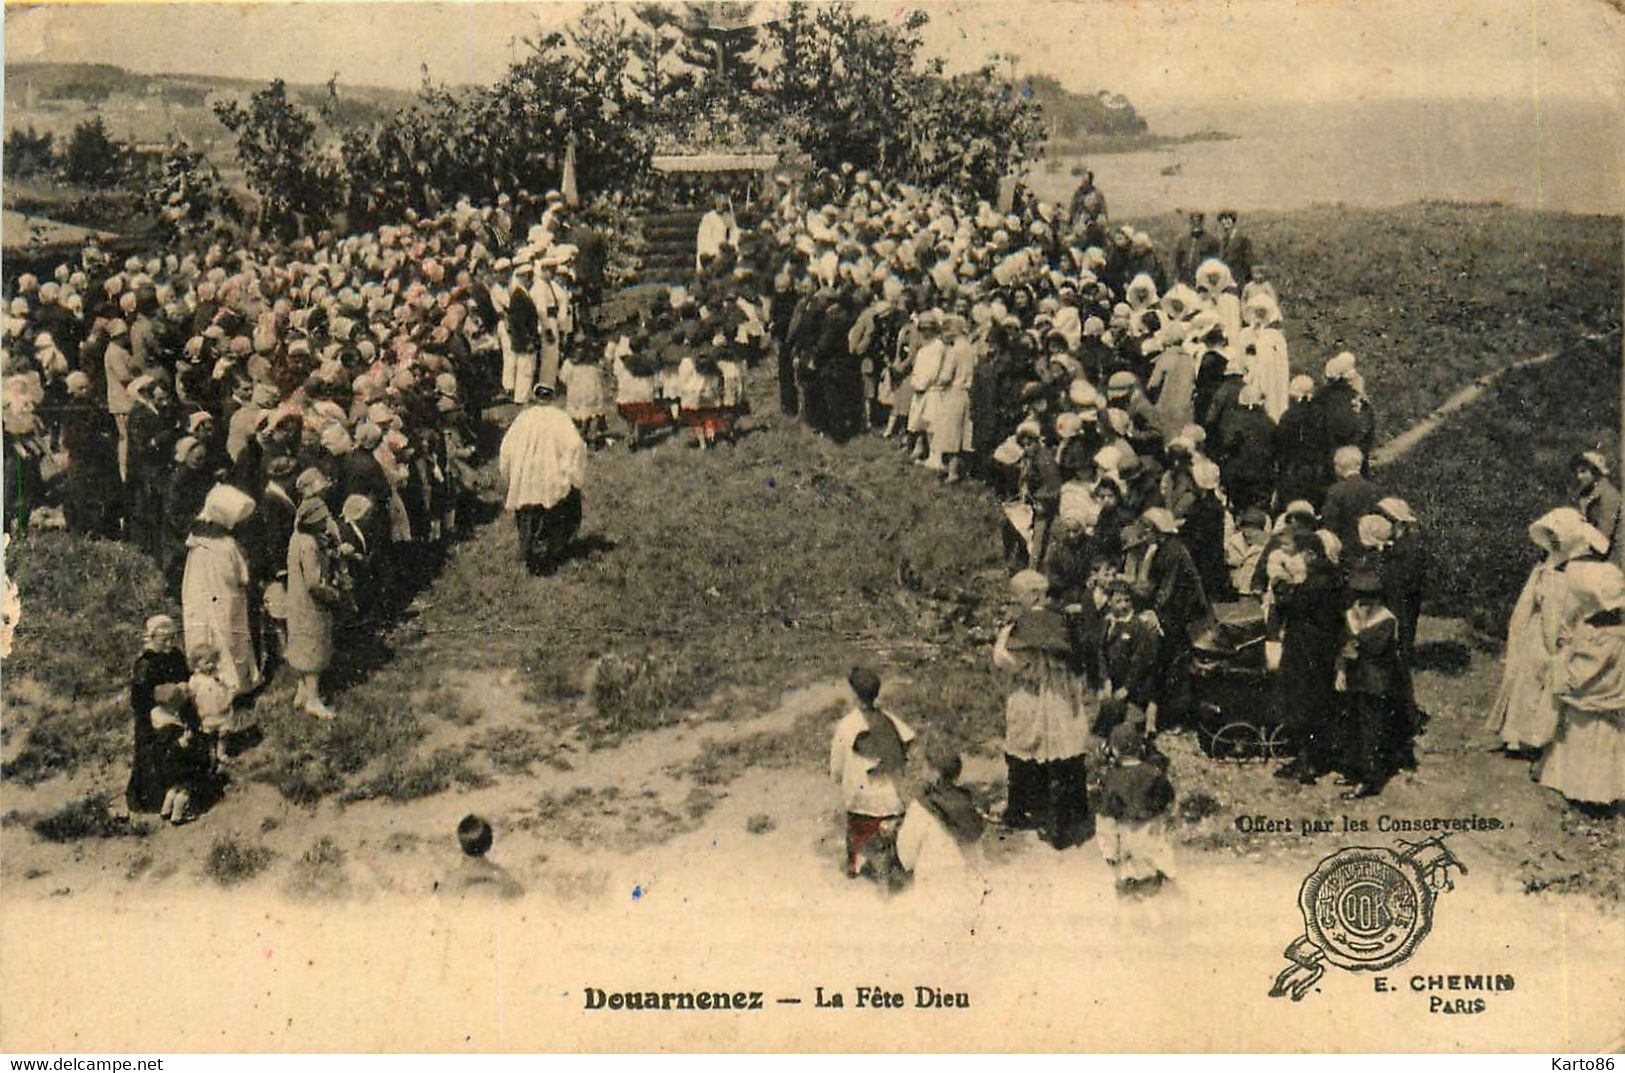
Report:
3,126,57,180
145,139,236,244
213,79,342,239
758,3,1044,197
60,115,128,189
196,2,1046,237
1022,73,1149,140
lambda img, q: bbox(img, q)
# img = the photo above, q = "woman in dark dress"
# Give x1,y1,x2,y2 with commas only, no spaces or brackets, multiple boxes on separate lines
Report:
162,437,214,591
126,375,181,559
126,614,190,813
1271,530,1347,783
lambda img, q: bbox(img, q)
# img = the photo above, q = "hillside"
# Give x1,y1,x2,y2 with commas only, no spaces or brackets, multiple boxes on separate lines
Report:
3,61,415,155
1021,73,1149,139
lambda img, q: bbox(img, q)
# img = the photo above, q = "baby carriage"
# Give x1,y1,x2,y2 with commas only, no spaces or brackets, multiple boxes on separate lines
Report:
1189,598,1291,761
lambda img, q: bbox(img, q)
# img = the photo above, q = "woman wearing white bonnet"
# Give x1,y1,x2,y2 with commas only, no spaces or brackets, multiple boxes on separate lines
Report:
1238,289,1290,421
1488,507,1609,755
1536,560,1625,809
180,484,261,698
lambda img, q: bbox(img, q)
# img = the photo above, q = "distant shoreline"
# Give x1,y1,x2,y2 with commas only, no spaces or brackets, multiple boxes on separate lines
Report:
1044,130,1238,157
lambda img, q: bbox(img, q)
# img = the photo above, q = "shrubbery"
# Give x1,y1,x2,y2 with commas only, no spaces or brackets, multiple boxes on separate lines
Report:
199,1,1045,237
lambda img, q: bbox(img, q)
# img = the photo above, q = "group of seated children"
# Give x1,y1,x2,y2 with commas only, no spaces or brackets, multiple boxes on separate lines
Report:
558,312,751,452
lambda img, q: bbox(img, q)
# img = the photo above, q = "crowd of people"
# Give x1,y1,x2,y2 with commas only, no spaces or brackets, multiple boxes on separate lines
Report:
1,193,599,822
679,169,1611,892
4,156,1618,844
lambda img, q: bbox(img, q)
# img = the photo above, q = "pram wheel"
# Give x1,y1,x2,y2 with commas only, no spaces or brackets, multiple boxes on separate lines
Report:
1259,722,1292,760
1203,721,1263,761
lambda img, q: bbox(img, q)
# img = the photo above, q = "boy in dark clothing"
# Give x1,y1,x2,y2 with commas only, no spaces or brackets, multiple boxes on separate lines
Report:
1097,579,1161,735
445,814,524,899
1334,571,1415,799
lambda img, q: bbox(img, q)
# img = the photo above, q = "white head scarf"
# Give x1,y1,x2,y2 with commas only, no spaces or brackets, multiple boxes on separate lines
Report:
198,484,257,530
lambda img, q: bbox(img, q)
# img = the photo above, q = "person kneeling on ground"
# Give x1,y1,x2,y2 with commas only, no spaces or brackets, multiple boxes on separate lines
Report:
828,666,915,882
895,740,986,888
443,814,524,899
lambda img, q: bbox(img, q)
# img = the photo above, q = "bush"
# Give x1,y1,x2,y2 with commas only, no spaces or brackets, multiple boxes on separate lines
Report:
338,745,490,804
25,794,150,843
286,836,349,899
204,837,275,886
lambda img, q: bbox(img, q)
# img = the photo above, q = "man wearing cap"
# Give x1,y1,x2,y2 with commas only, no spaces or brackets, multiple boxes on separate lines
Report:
1333,569,1413,799
499,383,587,577
1376,497,1427,661
1125,507,1210,726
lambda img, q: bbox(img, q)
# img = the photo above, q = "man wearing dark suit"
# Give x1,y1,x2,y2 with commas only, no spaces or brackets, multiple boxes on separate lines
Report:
1217,210,1254,286
1174,212,1223,285
1320,446,1384,553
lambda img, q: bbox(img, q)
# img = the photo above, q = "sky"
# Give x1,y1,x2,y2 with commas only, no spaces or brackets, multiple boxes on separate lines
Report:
4,0,1622,119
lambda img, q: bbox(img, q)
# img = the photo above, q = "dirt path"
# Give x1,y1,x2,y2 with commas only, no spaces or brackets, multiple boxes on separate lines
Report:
4,609,1622,1051
1370,327,1620,468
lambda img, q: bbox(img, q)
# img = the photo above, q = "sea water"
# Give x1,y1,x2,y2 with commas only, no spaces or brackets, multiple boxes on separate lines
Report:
1027,97,1622,217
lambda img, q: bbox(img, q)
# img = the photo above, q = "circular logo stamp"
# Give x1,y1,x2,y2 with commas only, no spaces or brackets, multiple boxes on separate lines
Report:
1298,847,1433,972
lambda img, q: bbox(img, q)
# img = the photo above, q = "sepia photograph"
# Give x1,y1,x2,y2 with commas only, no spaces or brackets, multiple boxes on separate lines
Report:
0,0,1621,1054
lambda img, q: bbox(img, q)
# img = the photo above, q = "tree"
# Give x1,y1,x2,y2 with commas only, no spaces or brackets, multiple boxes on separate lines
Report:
1022,74,1149,140
3,126,56,180
633,2,760,92
213,79,342,239
757,2,1042,193
902,66,1048,198
61,115,127,189
145,139,236,245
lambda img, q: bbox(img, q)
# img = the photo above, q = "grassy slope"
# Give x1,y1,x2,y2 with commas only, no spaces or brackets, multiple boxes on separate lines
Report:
1383,336,1622,633
1131,204,1622,435
395,409,1011,749
1,396,1012,805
